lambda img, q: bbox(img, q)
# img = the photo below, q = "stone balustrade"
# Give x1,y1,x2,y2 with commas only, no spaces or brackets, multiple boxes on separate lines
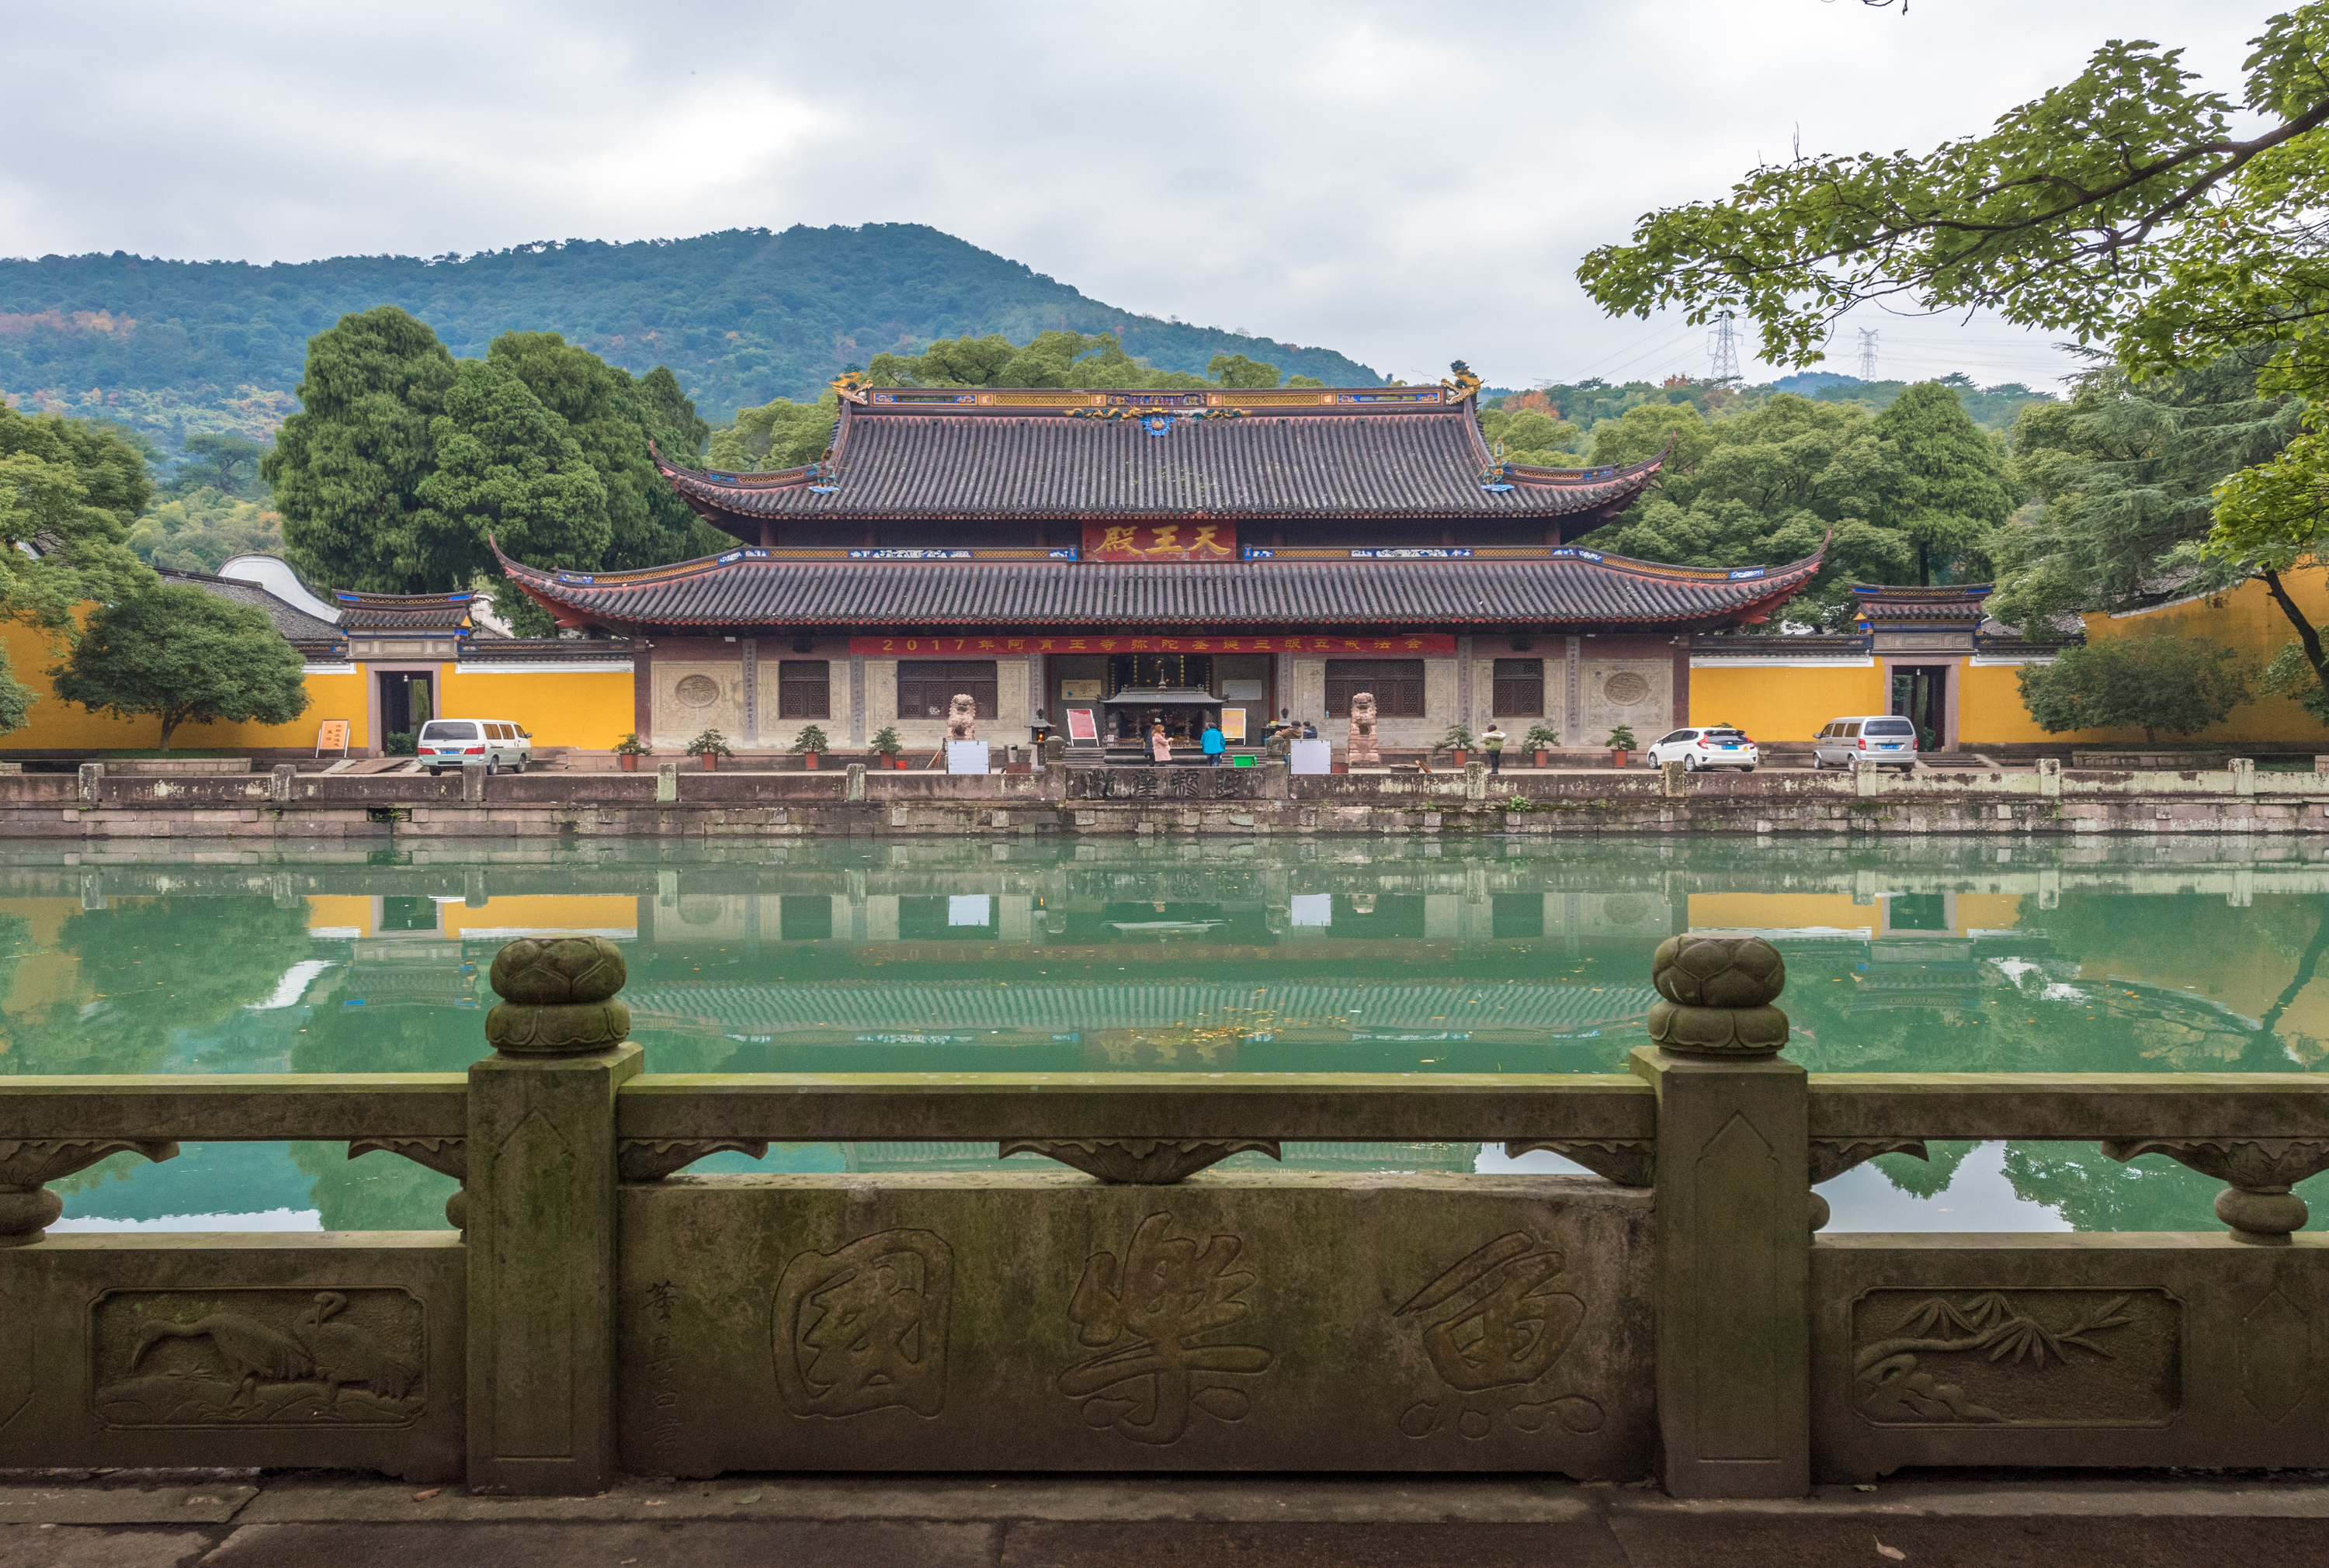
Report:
2,934,2327,1494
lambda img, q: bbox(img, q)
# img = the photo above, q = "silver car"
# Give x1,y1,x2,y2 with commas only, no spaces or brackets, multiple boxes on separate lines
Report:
1811,715,1919,773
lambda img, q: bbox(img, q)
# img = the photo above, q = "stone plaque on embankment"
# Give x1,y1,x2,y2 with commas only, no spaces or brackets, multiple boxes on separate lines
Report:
616,1171,1652,1476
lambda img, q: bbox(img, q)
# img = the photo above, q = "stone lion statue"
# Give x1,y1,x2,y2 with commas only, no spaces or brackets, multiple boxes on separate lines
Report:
1346,692,1380,766
947,694,978,742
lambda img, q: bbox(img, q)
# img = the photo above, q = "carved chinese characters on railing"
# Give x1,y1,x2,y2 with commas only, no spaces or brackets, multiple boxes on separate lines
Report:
772,1231,952,1419
1058,1212,1272,1444
1851,1289,2177,1427
1395,1232,1603,1441
91,1288,425,1428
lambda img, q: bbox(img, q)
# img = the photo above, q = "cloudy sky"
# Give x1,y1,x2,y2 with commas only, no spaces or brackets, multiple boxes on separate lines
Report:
0,0,2288,390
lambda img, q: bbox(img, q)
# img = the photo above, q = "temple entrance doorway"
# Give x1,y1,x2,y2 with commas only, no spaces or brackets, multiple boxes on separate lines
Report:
376,670,436,748
1890,664,1948,752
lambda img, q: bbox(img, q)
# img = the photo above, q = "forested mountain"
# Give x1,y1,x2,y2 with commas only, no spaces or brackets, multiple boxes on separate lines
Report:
0,224,1383,450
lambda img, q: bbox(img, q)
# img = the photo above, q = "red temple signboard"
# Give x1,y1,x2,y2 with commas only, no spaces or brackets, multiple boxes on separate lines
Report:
849,633,1458,655
1081,521,1237,560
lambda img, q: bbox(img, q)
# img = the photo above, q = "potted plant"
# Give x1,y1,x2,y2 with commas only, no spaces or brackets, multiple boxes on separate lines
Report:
1605,724,1637,768
1525,723,1560,768
613,732,650,772
1434,724,1477,768
870,724,904,768
789,723,829,770
686,729,733,772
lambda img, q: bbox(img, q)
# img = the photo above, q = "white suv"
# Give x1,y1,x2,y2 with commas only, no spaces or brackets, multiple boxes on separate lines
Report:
419,719,533,775
1647,726,1760,772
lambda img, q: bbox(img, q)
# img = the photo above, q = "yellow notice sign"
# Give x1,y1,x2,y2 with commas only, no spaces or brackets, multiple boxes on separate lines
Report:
316,720,349,756
1221,707,1247,741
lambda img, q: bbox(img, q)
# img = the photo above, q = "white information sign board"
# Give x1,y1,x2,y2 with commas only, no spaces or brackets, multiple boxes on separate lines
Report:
946,740,991,775
1289,739,1334,775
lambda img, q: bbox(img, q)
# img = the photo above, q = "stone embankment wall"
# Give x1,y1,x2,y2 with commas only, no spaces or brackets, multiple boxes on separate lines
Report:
1,758,2323,839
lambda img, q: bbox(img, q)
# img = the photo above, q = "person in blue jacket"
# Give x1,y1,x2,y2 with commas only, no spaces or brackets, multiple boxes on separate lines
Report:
1201,717,1227,766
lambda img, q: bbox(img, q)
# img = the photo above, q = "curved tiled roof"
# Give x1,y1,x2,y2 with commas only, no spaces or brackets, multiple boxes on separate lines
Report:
654,394,1665,531
497,543,1827,632
335,589,474,630
159,568,341,645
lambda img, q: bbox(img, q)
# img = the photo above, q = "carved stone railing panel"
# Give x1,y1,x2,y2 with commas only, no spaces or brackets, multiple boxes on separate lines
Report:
0,1138,178,1245
1000,1138,1281,1184
1505,1139,1654,1188
2102,1136,2329,1241
618,1138,771,1182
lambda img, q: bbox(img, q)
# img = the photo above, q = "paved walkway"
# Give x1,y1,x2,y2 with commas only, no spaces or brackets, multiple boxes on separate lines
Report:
8,1471,2329,1567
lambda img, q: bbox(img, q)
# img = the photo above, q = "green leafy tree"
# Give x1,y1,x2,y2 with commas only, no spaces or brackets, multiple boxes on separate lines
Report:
50,582,311,749
870,330,1216,390
174,432,265,498
126,488,283,572
2015,635,2253,744
411,359,609,591
1991,351,2304,630
1869,382,2015,585
1478,406,1584,464
0,405,164,730
1573,5,2329,693
1206,353,1280,388
485,331,710,571
706,392,838,474
263,306,457,592
1576,395,1913,627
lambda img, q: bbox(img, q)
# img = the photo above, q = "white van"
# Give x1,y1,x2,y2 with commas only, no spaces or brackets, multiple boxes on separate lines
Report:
418,719,533,775
1811,715,1919,773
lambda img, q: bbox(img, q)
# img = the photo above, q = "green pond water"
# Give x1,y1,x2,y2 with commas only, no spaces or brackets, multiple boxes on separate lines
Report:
6,835,2324,1234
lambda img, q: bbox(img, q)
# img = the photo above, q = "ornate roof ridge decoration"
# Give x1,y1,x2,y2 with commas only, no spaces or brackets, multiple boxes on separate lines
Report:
831,369,870,404
1848,582,1994,602
331,588,476,608
491,539,1827,633
1851,581,1995,626
1440,359,1484,401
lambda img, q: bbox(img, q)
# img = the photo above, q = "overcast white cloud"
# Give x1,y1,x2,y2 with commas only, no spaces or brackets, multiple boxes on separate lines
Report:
0,0,2289,390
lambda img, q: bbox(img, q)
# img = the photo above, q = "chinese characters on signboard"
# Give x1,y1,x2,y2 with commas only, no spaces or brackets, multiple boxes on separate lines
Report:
1081,522,1237,561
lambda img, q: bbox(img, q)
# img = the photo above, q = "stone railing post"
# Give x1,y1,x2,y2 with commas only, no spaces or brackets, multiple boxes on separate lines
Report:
1260,758,1289,800
2036,756,2063,797
843,761,867,803
269,763,297,803
1631,935,1809,1499
2231,757,2256,796
655,761,679,803
1661,758,1686,798
1853,758,1880,798
466,935,640,1495
461,759,487,804
76,762,102,804
1463,759,1487,800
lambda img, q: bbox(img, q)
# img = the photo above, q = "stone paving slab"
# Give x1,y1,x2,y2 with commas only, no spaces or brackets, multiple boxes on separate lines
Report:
0,1481,255,1525
0,1528,216,1568
200,1521,997,1568
231,1473,1602,1525
11,1472,2329,1566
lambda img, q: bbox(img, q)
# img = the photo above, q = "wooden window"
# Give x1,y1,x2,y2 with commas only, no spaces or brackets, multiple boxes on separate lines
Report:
778,660,831,719
1324,660,1425,717
1491,658,1543,717
897,661,998,720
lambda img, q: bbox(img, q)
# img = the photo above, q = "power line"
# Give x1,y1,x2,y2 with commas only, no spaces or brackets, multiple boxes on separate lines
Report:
1708,311,1741,383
